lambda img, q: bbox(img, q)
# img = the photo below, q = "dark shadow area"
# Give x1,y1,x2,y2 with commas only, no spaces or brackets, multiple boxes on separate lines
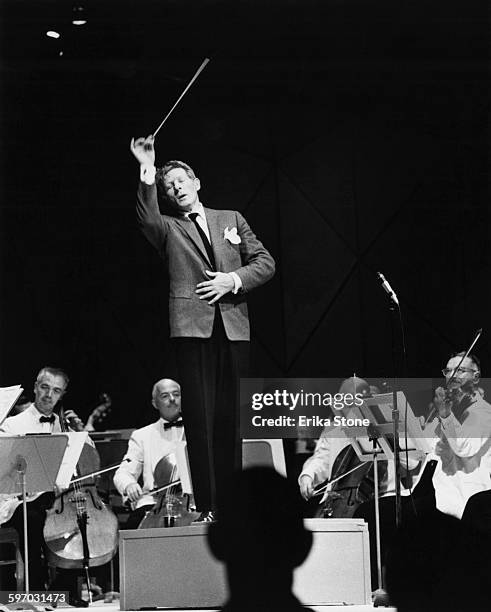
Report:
207,466,314,611
386,507,491,612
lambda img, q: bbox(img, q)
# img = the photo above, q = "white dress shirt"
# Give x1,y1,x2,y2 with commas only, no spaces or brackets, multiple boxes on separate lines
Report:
0,403,62,434
113,418,186,510
299,428,404,499
432,393,491,518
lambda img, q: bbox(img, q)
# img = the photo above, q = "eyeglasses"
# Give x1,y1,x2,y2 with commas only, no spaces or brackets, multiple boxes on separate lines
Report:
442,367,478,376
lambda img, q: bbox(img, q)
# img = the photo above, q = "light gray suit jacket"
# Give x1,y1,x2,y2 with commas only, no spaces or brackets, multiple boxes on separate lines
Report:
137,182,275,340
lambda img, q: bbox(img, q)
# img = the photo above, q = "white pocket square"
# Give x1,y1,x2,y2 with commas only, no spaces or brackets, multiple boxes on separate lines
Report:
224,226,241,244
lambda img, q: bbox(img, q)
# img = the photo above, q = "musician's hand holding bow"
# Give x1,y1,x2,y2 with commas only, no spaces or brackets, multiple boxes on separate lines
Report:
433,386,451,419
54,483,70,496
125,482,143,503
299,474,315,500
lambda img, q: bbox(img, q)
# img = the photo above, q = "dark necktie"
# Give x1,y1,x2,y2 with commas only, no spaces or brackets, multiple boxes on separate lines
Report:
39,415,55,424
164,419,184,430
188,212,216,269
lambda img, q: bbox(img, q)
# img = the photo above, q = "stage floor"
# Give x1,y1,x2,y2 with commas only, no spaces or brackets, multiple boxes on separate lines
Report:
1,596,397,612
61,600,396,612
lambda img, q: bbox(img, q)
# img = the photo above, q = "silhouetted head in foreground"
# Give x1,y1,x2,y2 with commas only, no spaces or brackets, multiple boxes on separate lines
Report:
207,467,314,611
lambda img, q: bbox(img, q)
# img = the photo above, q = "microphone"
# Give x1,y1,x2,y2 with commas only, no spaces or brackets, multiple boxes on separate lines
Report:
16,456,27,473
377,272,399,305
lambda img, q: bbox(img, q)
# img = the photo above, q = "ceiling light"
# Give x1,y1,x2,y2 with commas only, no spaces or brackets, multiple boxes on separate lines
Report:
72,5,87,26
46,31,61,39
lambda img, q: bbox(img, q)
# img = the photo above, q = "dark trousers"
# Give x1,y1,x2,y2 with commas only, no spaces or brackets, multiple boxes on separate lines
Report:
353,460,438,591
124,505,154,530
172,313,249,511
4,493,53,591
354,492,437,590
4,494,105,596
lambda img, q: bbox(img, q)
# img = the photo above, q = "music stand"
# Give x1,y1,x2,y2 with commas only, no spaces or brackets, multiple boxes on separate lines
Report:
0,435,68,594
360,392,430,522
335,424,388,593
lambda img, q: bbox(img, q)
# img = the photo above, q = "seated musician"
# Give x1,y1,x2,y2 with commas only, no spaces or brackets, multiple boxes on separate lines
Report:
298,377,428,592
113,378,186,529
429,352,491,529
0,366,89,605
299,377,392,503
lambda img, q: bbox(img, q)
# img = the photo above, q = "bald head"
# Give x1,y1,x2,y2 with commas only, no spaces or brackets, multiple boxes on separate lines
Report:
338,376,370,397
152,378,181,422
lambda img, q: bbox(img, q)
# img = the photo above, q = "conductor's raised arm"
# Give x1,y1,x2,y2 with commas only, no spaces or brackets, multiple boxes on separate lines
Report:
130,135,155,167
133,135,167,251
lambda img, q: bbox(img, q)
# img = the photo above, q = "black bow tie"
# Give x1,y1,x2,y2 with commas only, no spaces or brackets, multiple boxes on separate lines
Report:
164,419,183,430
39,415,55,424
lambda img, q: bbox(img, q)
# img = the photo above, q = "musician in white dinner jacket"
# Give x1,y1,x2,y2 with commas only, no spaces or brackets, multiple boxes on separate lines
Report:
0,366,69,591
113,378,187,528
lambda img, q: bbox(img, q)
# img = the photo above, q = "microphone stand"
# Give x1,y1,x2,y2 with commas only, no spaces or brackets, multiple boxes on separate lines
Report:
373,273,404,608
384,286,403,529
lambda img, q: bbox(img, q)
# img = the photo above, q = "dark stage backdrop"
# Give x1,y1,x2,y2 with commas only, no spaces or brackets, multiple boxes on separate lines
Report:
1,0,489,428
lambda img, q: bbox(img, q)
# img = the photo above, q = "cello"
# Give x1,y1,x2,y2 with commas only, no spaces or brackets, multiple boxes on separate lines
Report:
314,377,384,518
43,407,118,591
138,453,200,529
316,442,387,518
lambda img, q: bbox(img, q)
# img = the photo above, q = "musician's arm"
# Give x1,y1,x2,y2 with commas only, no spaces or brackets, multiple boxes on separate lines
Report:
299,434,333,488
113,433,144,499
439,406,491,457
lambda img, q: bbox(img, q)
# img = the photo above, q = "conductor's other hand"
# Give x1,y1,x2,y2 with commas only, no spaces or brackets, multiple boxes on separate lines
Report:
196,271,234,305
130,135,155,166
125,482,143,503
299,474,314,500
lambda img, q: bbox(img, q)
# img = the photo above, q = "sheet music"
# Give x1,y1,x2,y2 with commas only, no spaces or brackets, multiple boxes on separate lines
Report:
174,440,193,495
361,391,434,456
56,432,89,488
0,385,23,425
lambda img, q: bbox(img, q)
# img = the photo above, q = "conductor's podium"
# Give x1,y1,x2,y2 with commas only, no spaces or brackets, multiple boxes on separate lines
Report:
119,518,371,609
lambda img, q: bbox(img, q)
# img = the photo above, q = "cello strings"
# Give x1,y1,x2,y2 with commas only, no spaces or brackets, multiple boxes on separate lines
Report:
312,462,368,497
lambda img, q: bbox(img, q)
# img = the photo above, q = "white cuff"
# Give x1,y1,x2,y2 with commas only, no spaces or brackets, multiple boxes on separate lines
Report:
140,164,156,185
229,272,243,294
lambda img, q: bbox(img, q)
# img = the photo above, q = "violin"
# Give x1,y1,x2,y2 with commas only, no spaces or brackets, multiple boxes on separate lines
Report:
138,454,199,529
424,385,476,429
43,408,118,576
423,328,483,428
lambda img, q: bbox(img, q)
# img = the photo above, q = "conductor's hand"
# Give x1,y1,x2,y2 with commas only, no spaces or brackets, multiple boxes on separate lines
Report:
196,271,234,305
299,475,314,500
130,135,155,166
125,482,143,503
